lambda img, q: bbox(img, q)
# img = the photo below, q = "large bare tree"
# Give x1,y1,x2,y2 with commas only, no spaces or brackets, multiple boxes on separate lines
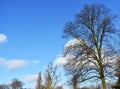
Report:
63,4,119,89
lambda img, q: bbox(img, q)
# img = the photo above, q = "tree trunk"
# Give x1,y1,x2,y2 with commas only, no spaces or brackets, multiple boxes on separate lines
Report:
99,59,107,89
72,74,78,89
73,85,78,89
100,68,107,89
73,86,76,89
98,49,107,89
101,76,107,89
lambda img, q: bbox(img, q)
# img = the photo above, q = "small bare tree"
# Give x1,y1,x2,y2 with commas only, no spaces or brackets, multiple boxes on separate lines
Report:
63,4,119,89
66,72,79,89
36,72,44,89
44,62,60,89
45,72,52,89
10,79,23,89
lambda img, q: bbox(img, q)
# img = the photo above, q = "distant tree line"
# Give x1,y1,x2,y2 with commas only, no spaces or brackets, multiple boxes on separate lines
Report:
0,78,23,89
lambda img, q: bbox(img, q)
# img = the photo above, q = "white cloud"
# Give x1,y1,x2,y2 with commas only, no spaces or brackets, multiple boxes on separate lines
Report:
54,57,67,66
0,34,7,43
54,39,81,67
64,38,82,48
5,60,28,70
54,55,76,67
54,39,80,67
22,74,38,83
0,57,40,70
30,60,40,64
21,73,40,88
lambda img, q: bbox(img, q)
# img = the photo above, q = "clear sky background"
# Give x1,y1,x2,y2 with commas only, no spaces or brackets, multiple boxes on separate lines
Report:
0,0,120,88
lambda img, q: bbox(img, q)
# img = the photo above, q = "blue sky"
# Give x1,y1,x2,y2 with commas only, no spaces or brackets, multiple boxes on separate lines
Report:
0,0,120,88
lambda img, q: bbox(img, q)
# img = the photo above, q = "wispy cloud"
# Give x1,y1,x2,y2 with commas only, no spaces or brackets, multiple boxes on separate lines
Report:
0,57,40,70
0,34,7,43
30,60,40,64
22,74,38,83
5,60,28,70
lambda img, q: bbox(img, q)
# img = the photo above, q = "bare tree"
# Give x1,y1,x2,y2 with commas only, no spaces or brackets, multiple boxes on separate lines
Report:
10,79,23,89
36,72,44,89
63,4,119,89
45,72,52,89
66,73,79,89
44,62,60,89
